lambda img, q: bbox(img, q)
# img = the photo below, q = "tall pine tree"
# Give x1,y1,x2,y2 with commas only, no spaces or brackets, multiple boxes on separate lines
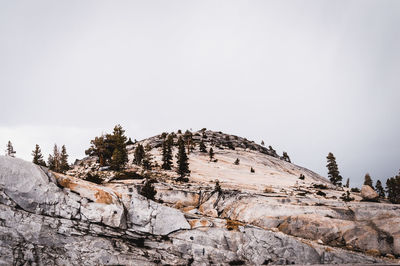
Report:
386,171,400,204
60,145,69,173
176,136,190,177
326,152,343,186
134,144,145,165
375,180,385,198
161,136,173,170
109,124,128,171
32,144,46,166
48,144,60,172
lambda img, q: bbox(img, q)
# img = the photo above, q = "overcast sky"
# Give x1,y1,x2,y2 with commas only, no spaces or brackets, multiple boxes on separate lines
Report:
1,0,399,187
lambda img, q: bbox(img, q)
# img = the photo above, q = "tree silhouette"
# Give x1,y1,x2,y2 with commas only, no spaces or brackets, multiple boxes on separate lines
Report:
32,144,46,167
326,152,343,186
364,173,373,188
176,136,190,177
5,141,16,157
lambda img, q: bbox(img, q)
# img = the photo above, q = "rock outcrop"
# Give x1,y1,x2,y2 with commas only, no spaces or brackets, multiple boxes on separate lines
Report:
0,156,393,265
361,185,379,202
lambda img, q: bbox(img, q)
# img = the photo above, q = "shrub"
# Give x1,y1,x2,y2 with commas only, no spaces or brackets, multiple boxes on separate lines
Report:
140,179,157,200
299,174,305,180
115,171,144,180
85,173,103,184
234,158,240,165
313,184,327,189
316,190,326,197
250,167,255,173
340,191,354,202
350,187,360,193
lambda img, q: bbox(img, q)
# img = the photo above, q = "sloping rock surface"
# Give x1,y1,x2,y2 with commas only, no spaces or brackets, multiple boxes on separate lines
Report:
0,156,393,265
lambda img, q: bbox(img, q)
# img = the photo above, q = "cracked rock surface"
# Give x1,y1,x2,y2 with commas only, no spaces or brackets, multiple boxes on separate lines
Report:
0,156,395,265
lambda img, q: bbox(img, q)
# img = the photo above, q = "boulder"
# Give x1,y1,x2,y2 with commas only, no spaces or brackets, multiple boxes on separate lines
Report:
361,185,379,201
128,193,191,235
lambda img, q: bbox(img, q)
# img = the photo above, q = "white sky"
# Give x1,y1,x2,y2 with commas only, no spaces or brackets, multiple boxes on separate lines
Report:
1,0,399,187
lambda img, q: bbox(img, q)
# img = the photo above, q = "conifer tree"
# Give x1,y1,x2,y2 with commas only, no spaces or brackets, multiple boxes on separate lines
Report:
209,148,214,161
109,124,128,171
386,171,400,204
364,173,373,188
161,137,173,170
184,130,193,154
5,141,16,157
261,140,265,146
140,179,157,200
32,144,46,167
134,144,145,165
250,167,255,173
326,152,343,186
199,140,207,153
345,178,350,188
176,136,190,177
234,158,240,165
59,145,69,173
85,135,112,166
375,180,385,198
142,149,153,170
48,144,60,172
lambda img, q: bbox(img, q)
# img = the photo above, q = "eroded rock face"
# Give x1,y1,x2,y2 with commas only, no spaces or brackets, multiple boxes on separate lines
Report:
0,156,393,265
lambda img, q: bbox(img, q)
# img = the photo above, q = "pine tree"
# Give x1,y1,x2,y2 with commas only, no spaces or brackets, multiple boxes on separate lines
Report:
5,141,16,157
109,124,128,171
199,140,207,153
209,148,214,161
85,135,113,166
326,152,343,186
375,180,385,198
48,144,60,172
176,136,190,177
386,171,400,204
134,144,145,165
184,130,193,154
59,145,69,173
32,144,46,167
140,179,157,200
261,140,265,146
345,178,350,188
364,173,373,188
161,137,173,170
142,149,153,170
234,158,240,165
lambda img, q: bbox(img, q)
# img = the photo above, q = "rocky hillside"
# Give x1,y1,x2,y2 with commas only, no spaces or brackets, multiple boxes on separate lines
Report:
1,130,399,265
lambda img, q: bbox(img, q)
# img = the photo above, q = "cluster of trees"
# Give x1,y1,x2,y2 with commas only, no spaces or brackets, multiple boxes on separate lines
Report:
5,141,70,174
327,152,399,204
85,125,128,171
47,144,69,173
133,133,190,180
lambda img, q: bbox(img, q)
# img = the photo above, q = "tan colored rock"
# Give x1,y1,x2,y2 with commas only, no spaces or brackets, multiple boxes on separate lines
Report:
361,185,379,201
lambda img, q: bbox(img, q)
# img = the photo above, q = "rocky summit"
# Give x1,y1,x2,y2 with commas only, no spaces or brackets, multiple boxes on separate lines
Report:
0,130,399,265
